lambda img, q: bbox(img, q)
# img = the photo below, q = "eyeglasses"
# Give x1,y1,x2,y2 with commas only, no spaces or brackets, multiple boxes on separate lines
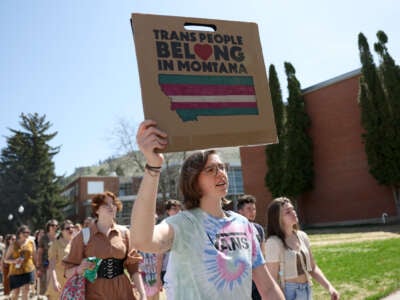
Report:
22,231,30,234
64,227,74,231
202,163,228,176
101,203,116,209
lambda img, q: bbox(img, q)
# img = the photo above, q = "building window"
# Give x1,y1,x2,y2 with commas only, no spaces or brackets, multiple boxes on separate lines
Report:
117,201,133,225
227,166,244,196
88,181,104,194
119,182,133,196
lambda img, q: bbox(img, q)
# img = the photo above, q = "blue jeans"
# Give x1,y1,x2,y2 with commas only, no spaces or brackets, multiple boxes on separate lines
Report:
284,282,312,300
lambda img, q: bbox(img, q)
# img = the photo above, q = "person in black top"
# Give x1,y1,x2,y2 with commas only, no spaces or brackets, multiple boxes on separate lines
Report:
237,194,266,300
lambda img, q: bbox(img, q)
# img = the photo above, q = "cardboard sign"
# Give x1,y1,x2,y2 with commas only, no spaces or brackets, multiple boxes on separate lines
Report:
131,13,277,152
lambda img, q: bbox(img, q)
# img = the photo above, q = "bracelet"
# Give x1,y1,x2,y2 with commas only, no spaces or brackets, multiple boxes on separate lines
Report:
145,163,162,172
145,164,162,177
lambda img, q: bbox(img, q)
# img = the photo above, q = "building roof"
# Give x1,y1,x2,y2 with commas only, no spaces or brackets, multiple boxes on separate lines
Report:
302,68,361,94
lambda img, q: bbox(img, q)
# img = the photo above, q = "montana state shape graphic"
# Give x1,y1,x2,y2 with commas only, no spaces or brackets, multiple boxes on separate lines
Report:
159,74,259,122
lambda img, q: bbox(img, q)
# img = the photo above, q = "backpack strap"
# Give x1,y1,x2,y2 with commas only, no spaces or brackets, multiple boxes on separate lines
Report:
82,227,90,246
115,224,128,235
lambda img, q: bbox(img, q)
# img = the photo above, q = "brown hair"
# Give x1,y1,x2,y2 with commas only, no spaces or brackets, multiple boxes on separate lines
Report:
91,191,122,217
60,219,74,231
45,219,59,232
165,199,183,211
5,234,16,247
237,194,257,211
16,224,30,237
266,197,299,248
179,150,229,209
58,219,74,239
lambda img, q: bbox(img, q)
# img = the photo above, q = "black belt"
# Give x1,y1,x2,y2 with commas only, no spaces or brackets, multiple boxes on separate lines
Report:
97,258,124,279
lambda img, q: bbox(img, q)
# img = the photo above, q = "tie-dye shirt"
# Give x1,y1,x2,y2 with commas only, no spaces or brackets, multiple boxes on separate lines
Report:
164,208,264,300
139,252,159,297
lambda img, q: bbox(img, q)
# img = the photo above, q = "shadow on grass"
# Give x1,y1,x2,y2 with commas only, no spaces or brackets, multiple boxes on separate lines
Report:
303,222,400,235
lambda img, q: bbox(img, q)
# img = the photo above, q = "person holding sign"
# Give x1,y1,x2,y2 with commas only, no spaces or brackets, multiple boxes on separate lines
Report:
130,120,284,300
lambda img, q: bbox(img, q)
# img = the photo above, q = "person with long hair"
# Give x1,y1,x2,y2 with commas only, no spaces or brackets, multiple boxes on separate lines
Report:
45,220,74,300
33,229,44,250
63,191,146,299
4,225,36,300
37,219,58,296
130,120,284,299
265,197,340,300
1,234,16,298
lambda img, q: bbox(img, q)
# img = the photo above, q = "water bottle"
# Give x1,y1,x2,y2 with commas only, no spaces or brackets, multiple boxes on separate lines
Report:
15,254,24,268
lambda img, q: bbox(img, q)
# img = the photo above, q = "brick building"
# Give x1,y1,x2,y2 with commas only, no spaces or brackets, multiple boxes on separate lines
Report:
61,176,141,225
240,69,398,227
61,151,246,224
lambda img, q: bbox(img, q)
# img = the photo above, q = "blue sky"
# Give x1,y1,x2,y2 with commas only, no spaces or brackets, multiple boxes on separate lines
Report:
1,0,399,176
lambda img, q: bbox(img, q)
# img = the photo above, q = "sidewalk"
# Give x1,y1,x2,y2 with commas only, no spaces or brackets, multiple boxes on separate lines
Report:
382,290,400,300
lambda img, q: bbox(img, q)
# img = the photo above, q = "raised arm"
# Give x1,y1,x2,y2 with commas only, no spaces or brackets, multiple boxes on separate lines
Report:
130,120,174,253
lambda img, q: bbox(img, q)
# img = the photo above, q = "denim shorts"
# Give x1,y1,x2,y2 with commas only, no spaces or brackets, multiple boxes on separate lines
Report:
284,282,312,300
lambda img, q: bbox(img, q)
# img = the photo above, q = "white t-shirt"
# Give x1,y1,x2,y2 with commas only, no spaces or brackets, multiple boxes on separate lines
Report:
164,208,265,300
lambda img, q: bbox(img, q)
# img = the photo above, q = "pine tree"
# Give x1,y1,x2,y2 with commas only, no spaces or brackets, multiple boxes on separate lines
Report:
0,113,67,233
372,31,400,214
281,62,314,199
265,64,286,197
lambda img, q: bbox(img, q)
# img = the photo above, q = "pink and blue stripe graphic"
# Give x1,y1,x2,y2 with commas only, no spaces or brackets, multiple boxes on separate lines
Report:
159,74,259,121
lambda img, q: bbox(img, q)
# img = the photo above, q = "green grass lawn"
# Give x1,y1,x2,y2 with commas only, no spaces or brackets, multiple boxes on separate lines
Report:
310,237,400,299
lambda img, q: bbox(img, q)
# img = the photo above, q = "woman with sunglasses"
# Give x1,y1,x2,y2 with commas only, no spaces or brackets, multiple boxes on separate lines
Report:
45,220,74,300
4,225,36,300
130,120,284,300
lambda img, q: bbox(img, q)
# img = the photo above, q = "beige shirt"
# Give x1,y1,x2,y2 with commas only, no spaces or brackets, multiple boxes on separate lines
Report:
46,238,71,298
265,230,312,279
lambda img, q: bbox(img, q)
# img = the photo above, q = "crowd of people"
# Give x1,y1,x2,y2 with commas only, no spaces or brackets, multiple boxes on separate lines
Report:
0,217,95,300
0,194,185,300
0,119,340,300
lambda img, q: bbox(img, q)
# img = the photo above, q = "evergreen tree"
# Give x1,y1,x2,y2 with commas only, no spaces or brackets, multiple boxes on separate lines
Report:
372,31,400,214
97,168,107,176
0,113,67,233
357,33,396,206
115,165,125,176
281,62,314,199
265,64,286,197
